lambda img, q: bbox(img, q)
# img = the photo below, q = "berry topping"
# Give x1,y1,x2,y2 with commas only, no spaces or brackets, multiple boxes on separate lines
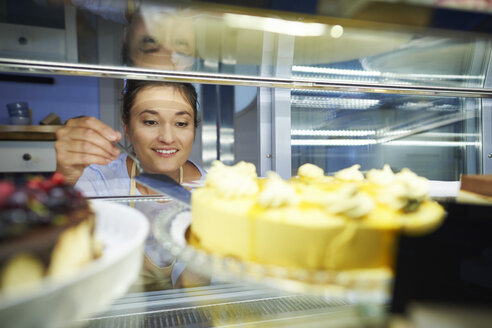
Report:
0,174,85,240
50,172,66,185
0,181,15,206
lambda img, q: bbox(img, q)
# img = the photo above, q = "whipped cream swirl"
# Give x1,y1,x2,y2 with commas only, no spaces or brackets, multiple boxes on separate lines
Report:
323,184,373,219
334,164,364,182
366,164,395,185
205,160,259,198
297,163,324,179
371,166,429,212
258,172,299,208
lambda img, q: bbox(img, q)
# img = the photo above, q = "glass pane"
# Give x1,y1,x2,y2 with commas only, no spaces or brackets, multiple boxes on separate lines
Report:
291,91,481,180
0,0,490,90
293,37,491,88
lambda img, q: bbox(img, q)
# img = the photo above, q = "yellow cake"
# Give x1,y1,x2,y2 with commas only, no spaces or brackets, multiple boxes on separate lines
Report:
190,161,445,271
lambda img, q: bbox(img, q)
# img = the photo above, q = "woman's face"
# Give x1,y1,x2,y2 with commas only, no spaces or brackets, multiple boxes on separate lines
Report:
123,85,195,175
127,12,195,70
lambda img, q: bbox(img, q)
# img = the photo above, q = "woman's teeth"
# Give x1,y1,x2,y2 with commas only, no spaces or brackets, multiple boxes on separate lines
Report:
155,149,177,154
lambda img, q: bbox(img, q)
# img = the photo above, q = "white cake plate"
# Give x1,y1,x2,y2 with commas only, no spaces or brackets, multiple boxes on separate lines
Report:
0,200,149,328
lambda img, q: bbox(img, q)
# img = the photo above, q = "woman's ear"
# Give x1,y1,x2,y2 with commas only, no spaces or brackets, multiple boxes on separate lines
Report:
122,120,131,142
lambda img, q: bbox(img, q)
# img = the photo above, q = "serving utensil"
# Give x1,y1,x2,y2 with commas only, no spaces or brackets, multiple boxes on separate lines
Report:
114,142,191,206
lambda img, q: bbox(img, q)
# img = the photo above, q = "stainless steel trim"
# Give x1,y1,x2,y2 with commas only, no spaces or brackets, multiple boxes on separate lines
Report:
462,98,481,174
257,33,274,176
485,46,492,89
88,195,173,202
218,85,235,165
201,84,219,168
1,58,492,98
63,5,78,62
483,98,492,174
78,283,354,328
482,46,492,174
272,35,294,179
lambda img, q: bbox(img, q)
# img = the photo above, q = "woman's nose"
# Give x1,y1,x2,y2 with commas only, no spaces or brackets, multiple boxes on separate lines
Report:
157,125,176,143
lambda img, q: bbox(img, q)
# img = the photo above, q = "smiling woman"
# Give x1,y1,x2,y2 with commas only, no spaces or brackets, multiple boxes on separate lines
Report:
54,80,205,197
54,80,208,291
121,80,202,195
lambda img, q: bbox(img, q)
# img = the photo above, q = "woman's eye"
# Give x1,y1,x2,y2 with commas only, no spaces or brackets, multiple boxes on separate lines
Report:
176,122,188,127
144,120,158,126
140,36,160,53
143,36,157,43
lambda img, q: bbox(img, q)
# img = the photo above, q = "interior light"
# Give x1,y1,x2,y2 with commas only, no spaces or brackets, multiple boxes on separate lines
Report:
224,13,326,36
292,129,376,137
292,139,377,146
330,25,343,38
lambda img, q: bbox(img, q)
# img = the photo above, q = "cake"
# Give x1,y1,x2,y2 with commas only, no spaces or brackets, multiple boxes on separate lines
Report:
190,161,445,271
457,175,492,204
0,173,100,295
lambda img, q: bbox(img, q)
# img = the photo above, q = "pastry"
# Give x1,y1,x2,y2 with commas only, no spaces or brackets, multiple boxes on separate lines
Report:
0,173,100,295
190,161,445,271
457,175,492,204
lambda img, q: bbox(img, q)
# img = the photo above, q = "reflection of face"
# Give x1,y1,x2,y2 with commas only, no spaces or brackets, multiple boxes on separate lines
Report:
127,12,195,70
123,86,195,175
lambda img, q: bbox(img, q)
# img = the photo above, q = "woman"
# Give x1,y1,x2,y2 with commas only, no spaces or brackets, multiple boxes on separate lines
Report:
55,79,205,196
122,6,196,71
55,79,208,290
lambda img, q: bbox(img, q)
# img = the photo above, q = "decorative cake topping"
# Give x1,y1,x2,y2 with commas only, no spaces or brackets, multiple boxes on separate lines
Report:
334,164,364,182
297,163,324,179
258,172,299,208
205,160,259,198
323,184,374,219
191,160,445,272
377,168,429,212
0,173,86,240
366,164,395,185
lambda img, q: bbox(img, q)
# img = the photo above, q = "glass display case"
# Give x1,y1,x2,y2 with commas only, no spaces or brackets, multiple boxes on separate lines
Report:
1,0,491,179
1,0,491,327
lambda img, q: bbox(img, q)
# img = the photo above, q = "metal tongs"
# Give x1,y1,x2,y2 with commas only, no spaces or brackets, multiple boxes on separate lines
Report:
115,142,143,173
114,142,191,206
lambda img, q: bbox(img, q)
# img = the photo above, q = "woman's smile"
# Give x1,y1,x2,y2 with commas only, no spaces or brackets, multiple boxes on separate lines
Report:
153,148,179,156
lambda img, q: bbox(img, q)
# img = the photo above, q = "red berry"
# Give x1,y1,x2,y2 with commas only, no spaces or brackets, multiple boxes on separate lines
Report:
40,179,54,191
27,178,43,190
0,181,15,206
50,172,65,185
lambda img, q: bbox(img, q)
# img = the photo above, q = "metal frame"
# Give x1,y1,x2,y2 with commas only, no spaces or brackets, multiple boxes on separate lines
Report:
482,51,492,174
257,33,294,178
257,33,275,176
271,35,294,179
1,57,491,98
64,5,78,62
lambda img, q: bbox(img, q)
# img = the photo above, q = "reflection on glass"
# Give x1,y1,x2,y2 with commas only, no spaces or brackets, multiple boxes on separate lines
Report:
1,1,490,89
223,13,327,37
291,91,481,180
124,5,196,70
292,36,490,88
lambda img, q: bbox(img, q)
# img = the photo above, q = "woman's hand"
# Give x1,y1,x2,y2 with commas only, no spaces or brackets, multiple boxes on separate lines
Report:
55,116,122,185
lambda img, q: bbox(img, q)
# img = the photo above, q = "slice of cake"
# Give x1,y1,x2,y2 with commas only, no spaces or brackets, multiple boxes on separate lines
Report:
190,161,445,272
0,173,101,295
457,175,492,204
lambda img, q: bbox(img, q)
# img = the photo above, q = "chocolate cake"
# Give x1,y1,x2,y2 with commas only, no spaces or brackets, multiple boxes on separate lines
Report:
0,173,100,294
457,175,492,204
